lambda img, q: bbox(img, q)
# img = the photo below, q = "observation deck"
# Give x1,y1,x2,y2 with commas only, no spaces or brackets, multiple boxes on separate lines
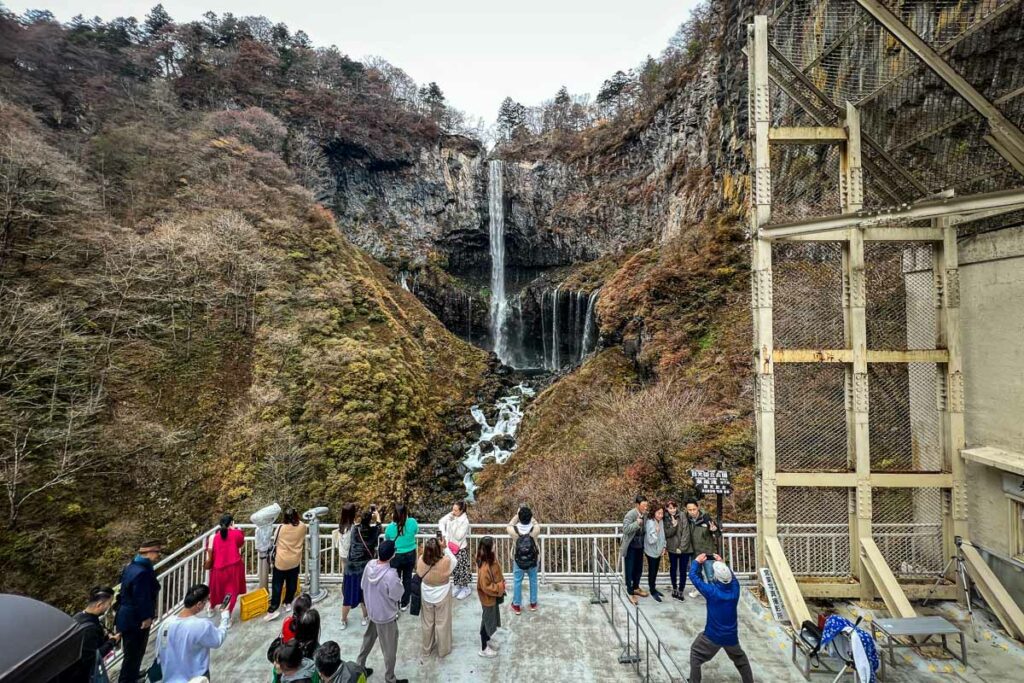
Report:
102,522,1024,682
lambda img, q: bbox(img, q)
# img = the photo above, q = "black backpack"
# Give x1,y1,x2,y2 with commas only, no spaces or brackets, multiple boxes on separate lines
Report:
514,530,538,570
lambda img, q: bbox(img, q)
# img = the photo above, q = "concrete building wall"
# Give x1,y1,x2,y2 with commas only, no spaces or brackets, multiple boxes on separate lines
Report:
960,226,1024,458
959,225,1024,608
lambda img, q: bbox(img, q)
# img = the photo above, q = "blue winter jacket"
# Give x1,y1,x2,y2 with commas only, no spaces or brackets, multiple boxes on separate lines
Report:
689,559,740,647
115,555,160,632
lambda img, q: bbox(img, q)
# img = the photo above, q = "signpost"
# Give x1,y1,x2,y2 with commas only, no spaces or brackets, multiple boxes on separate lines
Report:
691,462,732,557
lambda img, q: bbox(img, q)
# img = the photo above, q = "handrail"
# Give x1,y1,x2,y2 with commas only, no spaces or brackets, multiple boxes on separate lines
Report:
105,520,756,676
591,544,688,682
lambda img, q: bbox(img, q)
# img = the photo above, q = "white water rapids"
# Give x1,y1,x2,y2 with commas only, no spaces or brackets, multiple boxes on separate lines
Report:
462,382,535,501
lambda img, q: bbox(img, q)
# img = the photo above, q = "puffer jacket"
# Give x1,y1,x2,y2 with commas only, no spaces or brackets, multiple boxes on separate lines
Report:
688,511,720,556
345,524,380,575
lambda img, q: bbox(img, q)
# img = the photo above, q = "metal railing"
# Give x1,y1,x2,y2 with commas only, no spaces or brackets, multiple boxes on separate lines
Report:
106,521,756,676
231,522,758,585
591,545,687,682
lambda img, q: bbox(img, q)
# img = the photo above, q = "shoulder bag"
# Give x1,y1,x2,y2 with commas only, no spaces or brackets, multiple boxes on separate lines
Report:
203,534,215,571
267,525,283,569
409,559,438,617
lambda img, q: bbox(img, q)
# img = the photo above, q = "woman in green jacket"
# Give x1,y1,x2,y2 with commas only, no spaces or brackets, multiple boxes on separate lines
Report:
384,503,419,611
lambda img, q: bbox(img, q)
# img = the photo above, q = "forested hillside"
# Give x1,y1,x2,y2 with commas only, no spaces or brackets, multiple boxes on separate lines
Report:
1,0,762,607
0,4,492,606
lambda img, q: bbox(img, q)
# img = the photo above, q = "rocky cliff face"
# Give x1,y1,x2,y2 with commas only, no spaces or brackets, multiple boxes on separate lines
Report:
327,134,490,271
324,0,755,359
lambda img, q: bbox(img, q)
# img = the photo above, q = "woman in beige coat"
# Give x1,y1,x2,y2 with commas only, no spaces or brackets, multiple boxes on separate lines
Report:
417,536,458,658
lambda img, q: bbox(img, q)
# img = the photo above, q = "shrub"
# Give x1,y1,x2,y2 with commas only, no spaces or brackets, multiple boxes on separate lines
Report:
205,107,287,153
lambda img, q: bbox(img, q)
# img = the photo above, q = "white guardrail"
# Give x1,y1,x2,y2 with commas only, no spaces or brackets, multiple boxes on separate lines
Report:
106,522,757,673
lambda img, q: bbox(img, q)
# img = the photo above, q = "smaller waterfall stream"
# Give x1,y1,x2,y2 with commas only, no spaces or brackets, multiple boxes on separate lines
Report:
580,288,600,360
462,382,535,500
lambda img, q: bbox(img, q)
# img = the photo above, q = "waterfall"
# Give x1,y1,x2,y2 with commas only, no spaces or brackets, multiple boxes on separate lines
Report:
551,285,561,370
488,160,509,364
580,288,601,360
540,289,549,370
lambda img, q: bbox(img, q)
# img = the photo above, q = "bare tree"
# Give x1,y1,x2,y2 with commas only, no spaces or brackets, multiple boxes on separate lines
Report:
1,394,100,528
584,381,705,489
0,129,89,265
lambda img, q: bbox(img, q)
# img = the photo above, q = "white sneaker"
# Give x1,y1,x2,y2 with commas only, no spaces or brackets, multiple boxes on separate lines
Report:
284,603,292,613
478,647,498,658
340,620,348,630
263,610,281,622
400,604,408,612
688,589,699,598
361,617,369,626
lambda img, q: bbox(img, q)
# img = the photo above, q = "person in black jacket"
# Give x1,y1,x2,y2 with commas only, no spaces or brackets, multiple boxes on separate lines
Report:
115,539,162,683
59,586,119,682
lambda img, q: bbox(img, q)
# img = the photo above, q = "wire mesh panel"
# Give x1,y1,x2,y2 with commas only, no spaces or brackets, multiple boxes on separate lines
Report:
872,487,946,577
869,363,944,471
866,243,937,350
776,363,850,471
770,144,844,223
773,242,845,349
779,487,852,577
765,0,1023,202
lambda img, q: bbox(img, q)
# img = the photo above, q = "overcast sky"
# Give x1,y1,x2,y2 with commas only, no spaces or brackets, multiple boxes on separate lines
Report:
5,0,701,122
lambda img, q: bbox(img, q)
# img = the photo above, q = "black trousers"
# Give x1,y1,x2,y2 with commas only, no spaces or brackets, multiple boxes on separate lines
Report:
669,552,691,591
647,554,662,592
117,626,150,683
269,565,300,612
623,546,645,593
390,549,416,608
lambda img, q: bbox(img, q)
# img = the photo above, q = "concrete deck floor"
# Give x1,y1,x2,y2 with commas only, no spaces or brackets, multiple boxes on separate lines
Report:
180,582,1024,681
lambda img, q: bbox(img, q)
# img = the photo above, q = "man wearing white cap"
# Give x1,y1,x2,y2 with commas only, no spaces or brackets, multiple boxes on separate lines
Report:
687,553,754,683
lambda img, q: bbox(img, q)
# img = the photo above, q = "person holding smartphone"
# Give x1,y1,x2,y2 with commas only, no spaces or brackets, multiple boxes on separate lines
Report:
341,508,381,629
157,583,230,683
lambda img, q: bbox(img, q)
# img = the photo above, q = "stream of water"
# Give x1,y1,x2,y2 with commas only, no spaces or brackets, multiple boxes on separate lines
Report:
462,382,535,500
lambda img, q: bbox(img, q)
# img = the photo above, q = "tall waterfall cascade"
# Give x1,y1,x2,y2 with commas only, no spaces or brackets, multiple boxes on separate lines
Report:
487,160,509,364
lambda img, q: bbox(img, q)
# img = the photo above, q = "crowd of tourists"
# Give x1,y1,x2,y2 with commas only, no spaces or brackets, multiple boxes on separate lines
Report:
62,495,751,682
62,500,542,683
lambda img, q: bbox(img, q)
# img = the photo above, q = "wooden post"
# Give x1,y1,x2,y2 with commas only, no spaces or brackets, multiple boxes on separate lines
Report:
751,15,776,567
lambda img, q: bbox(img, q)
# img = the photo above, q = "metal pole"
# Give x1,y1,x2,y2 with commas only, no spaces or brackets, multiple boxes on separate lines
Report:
303,506,329,603
716,459,724,557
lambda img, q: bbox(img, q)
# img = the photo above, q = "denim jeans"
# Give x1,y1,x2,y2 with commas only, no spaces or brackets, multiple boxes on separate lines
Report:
512,564,539,606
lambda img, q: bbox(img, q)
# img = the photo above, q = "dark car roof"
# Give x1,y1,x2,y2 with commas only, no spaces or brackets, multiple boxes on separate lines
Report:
0,594,84,682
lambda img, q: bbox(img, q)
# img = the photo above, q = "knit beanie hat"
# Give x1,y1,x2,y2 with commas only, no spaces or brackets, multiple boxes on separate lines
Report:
712,561,733,584
378,539,396,562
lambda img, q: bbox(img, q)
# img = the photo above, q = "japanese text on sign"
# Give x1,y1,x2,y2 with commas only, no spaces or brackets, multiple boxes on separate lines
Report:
690,469,732,495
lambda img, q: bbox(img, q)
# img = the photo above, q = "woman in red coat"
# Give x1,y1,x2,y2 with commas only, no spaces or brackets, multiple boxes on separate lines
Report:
208,513,247,623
